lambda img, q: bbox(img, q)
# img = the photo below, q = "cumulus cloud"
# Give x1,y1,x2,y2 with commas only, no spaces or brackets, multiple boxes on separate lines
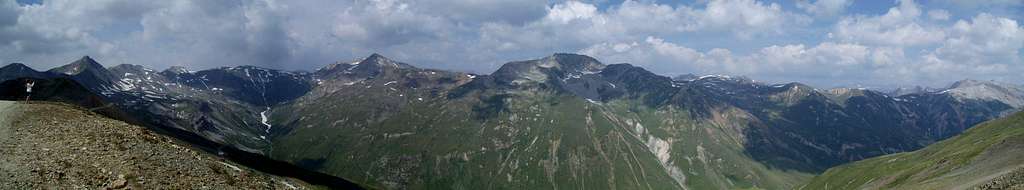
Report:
0,0,1020,88
480,0,810,59
797,0,853,18
695,0,811,38
580,36,911,86
415,0,547,25
0,0,18,26
937,0,1023,9
928,9,950,20
578,1,1022,87
545,1,598,24
932,13,1023,67
833,0,945,47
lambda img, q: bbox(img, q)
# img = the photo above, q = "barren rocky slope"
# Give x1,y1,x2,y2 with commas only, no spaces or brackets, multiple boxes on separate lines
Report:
0,101,311,189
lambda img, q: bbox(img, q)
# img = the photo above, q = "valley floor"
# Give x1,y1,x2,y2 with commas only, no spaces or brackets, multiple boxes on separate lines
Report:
0,101,310,189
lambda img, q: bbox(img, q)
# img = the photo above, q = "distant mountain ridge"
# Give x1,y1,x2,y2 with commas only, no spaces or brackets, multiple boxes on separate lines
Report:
2,54,1022,189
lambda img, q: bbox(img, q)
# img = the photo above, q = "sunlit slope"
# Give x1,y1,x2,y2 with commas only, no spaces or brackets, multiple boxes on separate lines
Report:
270,90,810,189
803,111,1024,190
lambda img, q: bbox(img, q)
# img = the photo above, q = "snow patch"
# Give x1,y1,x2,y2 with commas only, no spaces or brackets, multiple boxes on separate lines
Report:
696,74,731,80
259,107,272,135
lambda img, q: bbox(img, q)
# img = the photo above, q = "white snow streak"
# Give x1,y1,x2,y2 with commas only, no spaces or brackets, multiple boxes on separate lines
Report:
259,107,272,139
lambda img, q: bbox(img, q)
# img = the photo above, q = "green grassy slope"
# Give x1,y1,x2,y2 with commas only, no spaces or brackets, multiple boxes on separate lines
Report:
270,92,682,189
802,111,1024,190
269,88,811,189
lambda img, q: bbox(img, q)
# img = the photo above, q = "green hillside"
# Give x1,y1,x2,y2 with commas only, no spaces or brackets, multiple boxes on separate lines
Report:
802,111,1024,190
270,91,811,189
262,54,822,189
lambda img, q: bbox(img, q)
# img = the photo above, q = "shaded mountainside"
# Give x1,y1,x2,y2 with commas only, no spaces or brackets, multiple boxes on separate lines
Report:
3,54,1022,189
802,110,1024,190
0,101,311,189
0,63,55,82
0,77,134,123
46,56,118,91
95,58,315,153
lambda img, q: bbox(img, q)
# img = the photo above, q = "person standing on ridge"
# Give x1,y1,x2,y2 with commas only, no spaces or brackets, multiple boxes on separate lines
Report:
24,79,34,101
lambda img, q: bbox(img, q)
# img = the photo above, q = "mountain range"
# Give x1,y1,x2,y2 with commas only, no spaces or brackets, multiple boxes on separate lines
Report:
2,54,1021,189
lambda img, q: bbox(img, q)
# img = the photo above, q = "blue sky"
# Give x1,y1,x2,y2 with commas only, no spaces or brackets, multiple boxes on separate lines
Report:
0,0,1022,88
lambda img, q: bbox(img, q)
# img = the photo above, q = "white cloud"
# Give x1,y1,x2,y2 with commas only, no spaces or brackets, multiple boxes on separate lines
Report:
0,0,1021,88
545,1,598,24
695,0,811,38
797,0,853,18
928,9,950,20
581,36,897,83
0,0,19,26
933,13,1023,66
833,0,945,46
418,0,547,25
482,0,810,57
938,0,1023,9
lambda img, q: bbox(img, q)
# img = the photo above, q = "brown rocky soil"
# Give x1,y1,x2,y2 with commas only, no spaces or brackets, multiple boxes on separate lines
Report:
0,101,313,189
976,167,1024,190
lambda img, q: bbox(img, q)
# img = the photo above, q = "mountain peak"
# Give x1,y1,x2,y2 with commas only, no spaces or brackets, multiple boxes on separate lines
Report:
75,56,103,70
164,66,190,74
2,63,32,70
548,53,595,60
544,53,604,70
45,56,117,90
366,53,388,61
491,53,606,85
50,55,107,75
358,53,410,69
315,53,415,80
942,79,1024,108
0,62,50,81
949,79,997,89
80,55,96,62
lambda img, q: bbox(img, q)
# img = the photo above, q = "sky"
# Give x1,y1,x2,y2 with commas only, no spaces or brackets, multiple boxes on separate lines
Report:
0,0,1022,88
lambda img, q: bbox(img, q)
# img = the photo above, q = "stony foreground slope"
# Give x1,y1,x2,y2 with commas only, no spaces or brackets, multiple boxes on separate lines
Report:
802,110,1024,190
0,101,310,189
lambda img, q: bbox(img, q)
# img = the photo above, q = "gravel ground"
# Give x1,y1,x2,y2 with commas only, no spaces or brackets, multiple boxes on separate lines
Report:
976,167,1024,190
0,101,312,189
